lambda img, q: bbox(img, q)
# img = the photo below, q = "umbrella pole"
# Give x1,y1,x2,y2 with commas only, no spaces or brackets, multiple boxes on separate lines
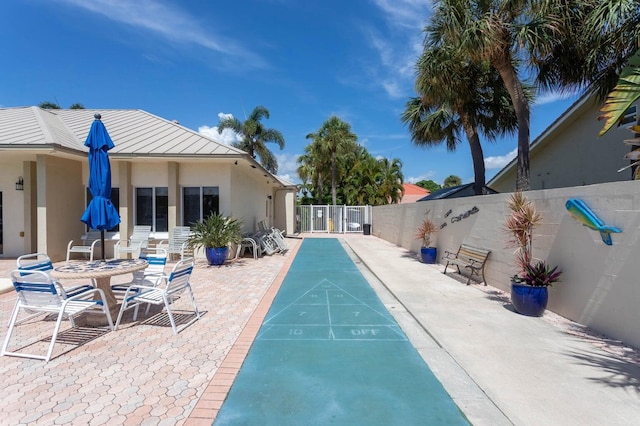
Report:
101,230,106,261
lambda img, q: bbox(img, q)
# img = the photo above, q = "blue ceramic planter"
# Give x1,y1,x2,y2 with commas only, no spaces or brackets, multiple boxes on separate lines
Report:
420,247,437,264
511,283,548,317
205,247,228,266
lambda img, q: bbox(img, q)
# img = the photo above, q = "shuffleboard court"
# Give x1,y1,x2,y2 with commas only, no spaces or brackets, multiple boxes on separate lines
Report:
214,238,469,425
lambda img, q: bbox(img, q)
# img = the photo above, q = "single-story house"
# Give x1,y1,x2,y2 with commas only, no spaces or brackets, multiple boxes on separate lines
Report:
489,91,639,192
400,183,430,203
0,107,297,260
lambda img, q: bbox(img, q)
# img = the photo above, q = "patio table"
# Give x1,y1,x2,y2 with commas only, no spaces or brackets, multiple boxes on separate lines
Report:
50,259,148,321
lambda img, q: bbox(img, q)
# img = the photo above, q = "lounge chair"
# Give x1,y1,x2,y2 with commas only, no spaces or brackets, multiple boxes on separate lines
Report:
113,226,151,259
66,231,102,262
1,270,113,362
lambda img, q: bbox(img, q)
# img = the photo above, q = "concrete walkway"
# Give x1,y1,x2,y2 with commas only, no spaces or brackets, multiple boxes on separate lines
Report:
0,234,639,425
342,235,640,426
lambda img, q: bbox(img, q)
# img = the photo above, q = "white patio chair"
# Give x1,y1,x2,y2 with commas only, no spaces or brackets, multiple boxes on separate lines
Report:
113,225,151,259
9,253,95,327
114,258,200,335
111,248,168,300
1,270,113,363
238,235,262,259
66,231,102,262
269,227,288,253
157,226,192,260
254,230,280,256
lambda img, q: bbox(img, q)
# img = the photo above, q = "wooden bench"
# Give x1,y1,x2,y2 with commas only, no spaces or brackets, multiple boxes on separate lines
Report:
442,244,491,285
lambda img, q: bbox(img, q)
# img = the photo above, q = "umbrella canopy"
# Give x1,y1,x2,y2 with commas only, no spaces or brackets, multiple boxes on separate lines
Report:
80,114,121,259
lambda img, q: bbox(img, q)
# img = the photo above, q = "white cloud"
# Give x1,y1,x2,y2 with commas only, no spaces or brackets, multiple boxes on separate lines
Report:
363,0,431,98
370,0,432,29
407,171,436,183
198,112,243,145
275,153,301,183
534,90,577,106
485,148,517,169
58,0,267,68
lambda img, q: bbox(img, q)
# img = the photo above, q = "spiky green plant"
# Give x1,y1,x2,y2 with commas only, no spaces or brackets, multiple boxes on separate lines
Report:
521,261,562,287
186,213,243,250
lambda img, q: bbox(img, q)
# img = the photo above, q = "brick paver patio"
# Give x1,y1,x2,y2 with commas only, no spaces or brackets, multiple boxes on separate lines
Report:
0,237,301,425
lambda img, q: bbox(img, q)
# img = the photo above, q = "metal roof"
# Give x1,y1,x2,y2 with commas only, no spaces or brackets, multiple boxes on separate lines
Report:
0,107,246,157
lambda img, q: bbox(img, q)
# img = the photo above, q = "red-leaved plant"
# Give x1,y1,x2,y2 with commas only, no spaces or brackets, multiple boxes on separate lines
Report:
504,192,562,286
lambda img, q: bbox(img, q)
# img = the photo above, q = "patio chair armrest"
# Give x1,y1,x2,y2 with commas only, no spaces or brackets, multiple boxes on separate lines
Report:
156,240,169,248
89,239,101,249
67,240,75,250
65,287,108,304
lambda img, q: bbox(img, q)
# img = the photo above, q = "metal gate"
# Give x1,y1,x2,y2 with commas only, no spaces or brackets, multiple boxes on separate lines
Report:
296,205,372,233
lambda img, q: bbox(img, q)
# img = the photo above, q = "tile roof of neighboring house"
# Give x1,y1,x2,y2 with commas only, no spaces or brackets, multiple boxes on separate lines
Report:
401,183,430,203
0,107,246,157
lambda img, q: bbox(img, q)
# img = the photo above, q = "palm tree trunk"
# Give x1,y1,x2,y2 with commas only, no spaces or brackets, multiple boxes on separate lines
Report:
463,119,486,195
331,152,337,206
495,57,531,191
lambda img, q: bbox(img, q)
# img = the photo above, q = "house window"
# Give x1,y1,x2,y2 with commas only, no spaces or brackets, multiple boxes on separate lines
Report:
621,105,637,125
135,187,168,232
86,187,120,231
183,186,219,226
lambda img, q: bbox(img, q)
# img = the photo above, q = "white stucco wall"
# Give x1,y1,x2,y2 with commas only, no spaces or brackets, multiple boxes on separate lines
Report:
230,165,273,233
373,181,640,349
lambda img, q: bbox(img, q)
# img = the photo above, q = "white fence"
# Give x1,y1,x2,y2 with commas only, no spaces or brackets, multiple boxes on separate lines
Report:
297,205,372,233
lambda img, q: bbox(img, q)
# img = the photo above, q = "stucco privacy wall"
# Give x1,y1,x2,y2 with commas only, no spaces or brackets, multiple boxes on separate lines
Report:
373,180,640,349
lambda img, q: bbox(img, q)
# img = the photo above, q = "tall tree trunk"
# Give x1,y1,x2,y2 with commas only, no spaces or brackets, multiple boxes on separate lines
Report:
331,152,337,206
495,57,530,191
316,173,324,204
463,119,486,195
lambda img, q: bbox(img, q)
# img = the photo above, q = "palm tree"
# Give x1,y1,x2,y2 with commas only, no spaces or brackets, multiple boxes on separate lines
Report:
217,105,285,174
537,0,639,104
306,116,357,206
342,147,379,205
297,140,331,204
376,158,404,204
428,0,573,191
402,44,519,195
443,175,462,188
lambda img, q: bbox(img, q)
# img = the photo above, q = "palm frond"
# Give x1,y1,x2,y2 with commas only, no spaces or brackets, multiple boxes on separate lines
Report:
599,49,640,136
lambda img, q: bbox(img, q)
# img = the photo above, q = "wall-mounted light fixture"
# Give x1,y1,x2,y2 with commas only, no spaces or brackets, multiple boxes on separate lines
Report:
234,160,238,165
15,176,24,191
267,195,272,199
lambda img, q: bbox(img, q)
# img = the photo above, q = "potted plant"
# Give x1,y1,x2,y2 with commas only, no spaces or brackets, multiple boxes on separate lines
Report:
416,209,439,263
186,212,243,265
504,192,562,316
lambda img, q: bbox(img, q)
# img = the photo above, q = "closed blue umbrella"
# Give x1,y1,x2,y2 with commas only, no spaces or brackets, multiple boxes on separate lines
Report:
80,114,121,260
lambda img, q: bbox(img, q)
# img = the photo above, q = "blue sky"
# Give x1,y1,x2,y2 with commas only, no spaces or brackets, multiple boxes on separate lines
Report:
1,0,578,186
